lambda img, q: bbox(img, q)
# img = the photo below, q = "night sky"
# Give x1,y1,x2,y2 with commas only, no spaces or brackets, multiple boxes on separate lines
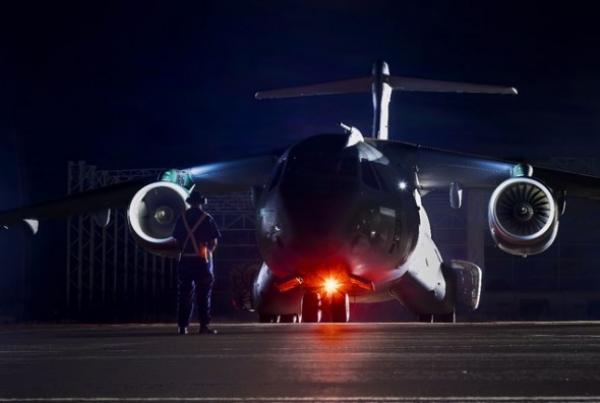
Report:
3,1,600,198
2,1,600,319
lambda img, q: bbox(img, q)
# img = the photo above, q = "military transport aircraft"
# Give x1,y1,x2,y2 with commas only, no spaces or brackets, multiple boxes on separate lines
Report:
3,61,600,323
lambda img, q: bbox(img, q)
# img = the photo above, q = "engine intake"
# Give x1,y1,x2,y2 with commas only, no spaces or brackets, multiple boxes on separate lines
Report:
128,181,189,257
488,177,558,257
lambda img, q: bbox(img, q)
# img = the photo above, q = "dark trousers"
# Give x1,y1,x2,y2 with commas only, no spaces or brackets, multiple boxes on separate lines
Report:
177,258,214,328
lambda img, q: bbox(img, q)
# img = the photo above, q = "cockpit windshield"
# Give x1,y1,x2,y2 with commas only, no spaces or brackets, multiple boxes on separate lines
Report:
280,134,360,188
286,154,358,179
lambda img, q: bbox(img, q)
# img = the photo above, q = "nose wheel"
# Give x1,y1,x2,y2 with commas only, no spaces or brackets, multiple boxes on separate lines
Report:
301,290,350,323
259,314,279,323
328,292,350,322
279,314,299,323
418,310,456,323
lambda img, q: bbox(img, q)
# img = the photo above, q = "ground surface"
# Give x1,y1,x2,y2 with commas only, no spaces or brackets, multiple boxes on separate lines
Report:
1,322,600,402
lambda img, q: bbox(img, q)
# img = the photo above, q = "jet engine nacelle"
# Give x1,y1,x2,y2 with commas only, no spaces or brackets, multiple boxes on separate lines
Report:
128,181,189,257
488,177,559,257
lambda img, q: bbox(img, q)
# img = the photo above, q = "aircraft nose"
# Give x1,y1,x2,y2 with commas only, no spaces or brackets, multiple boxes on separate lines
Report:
280,191,354,255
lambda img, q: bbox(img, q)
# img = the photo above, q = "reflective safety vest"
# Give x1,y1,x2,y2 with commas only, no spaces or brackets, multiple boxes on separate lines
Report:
180,211,209,259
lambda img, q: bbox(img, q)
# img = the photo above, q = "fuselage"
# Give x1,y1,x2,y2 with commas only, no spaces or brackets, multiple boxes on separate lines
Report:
255,134,422,297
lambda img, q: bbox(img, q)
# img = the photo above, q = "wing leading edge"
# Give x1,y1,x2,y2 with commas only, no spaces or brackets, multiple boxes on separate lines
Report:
0,154,279,230
0,179,153,228
374,139,600,200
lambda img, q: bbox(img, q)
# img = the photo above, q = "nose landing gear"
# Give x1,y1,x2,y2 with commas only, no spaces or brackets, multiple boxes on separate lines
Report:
328,292,350,322
301,291,321,322
301,290,350,323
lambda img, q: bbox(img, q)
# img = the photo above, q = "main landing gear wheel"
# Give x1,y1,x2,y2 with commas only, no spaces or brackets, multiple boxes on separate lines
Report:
259,314,279,323
433,311,456,323
302,291,321,323
329,292,350,323
419,310,456,323
279,314,299,323
418,314,433,323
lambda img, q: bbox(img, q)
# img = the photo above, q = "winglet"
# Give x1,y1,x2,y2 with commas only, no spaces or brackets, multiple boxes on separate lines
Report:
2,218,41,235
93,209,112,228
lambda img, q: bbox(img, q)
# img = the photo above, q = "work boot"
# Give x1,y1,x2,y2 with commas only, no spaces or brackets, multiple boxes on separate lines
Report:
199,325,218,335
178,326,188,335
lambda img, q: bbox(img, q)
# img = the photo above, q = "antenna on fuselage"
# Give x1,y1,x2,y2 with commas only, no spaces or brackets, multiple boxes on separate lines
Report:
255,61,517,141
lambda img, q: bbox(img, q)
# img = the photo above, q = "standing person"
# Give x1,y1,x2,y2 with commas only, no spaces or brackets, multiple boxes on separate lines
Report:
173,189,221,335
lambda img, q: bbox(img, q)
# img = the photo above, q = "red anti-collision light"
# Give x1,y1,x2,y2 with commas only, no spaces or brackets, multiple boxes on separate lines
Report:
323,277,342,294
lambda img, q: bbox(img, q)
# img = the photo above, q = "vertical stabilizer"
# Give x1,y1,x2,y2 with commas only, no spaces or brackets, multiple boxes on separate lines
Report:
371,60,392,140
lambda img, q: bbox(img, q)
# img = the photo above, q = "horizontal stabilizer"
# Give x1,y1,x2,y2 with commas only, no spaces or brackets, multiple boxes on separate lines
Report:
254,60,518,141
389,76,517,95
256,74,516,100
255,77,371,99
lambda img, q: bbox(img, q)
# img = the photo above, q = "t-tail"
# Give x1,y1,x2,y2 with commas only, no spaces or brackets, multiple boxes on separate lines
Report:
255,60,518,141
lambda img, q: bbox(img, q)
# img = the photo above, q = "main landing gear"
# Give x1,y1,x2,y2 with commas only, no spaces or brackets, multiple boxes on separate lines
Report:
418,310,456,323
259,314,300,323
301,291,321,322
301,290,350,323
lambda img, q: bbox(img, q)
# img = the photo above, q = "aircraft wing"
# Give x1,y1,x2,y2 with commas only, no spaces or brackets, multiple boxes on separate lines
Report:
0,179,153,229
0,154,279,230
185,155,279,193
374,139,600,200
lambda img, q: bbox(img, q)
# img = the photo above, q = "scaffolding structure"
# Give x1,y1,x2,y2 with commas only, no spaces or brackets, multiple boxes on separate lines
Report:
65,161,258,320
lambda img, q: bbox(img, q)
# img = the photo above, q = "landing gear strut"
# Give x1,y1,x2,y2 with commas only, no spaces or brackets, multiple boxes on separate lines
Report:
259,314,279,323
433,311,456,323
418,310,456,323
302,290,350,323
301,291,321,322
258,314,279,323
325,292,350,322
279,314,299,323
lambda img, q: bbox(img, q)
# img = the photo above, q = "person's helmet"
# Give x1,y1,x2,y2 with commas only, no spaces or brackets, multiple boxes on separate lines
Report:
186,188,207,206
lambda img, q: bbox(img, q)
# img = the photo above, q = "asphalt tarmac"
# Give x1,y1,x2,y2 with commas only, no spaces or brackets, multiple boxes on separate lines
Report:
1,322,600,402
